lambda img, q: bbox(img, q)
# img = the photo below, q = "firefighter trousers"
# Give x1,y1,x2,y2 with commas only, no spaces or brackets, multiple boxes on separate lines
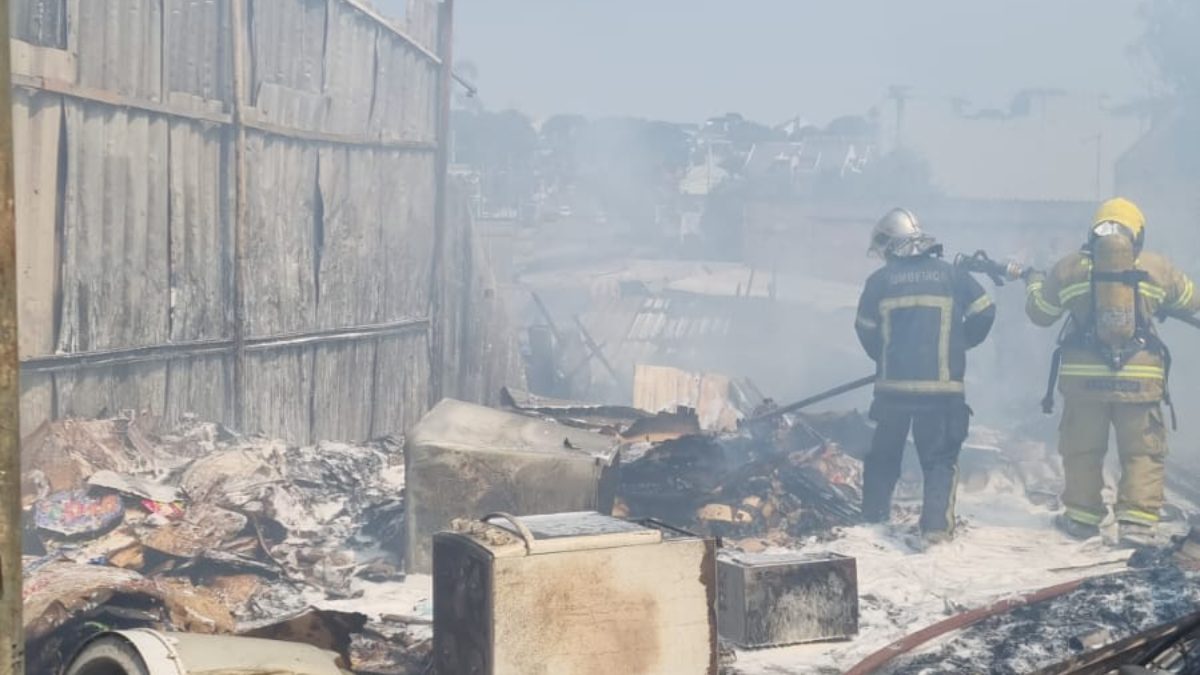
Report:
1059,399,1167,527
862,400,971,534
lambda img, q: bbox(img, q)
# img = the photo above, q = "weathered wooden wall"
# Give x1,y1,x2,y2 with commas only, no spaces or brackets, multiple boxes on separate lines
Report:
11,0,507,443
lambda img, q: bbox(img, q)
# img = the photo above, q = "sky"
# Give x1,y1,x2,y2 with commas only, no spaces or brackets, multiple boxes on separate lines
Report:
447,0,1153,126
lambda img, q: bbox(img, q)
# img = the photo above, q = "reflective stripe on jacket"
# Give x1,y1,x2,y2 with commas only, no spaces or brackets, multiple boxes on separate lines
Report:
1026,250,1200,403
856,255,995,400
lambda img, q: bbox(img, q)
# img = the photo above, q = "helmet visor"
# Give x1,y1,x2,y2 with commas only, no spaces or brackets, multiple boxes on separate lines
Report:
1092,221,1135,241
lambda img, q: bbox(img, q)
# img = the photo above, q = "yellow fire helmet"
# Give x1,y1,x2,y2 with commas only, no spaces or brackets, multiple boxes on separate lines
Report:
1093,197,1146,239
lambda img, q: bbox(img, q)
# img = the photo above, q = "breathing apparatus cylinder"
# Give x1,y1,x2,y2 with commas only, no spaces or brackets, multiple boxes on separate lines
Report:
1092,230,1138,357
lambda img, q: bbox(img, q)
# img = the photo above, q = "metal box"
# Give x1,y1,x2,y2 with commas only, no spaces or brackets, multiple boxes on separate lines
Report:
433,512,718,675
717,551,858,648
405,399,620,573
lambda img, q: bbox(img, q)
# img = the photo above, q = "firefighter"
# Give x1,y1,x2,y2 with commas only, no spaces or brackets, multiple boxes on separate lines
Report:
855,208,996,545
1025,197,1200,546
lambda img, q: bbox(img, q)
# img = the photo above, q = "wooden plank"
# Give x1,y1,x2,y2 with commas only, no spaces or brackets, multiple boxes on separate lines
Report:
12,90,62,358
340,0,440,64
10,39,75,81
13,74,231,125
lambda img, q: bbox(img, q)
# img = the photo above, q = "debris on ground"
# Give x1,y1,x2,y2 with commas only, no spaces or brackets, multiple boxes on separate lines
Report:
19,412,421,675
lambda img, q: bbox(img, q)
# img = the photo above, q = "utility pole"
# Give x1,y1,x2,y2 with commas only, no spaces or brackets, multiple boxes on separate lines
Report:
0,0,26,671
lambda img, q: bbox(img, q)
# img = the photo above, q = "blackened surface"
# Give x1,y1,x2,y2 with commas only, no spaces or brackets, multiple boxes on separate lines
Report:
718,554,858,648
433,534,493,675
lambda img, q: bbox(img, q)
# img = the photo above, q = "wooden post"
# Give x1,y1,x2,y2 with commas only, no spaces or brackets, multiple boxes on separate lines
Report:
229,0,250,431
0,0,26,670
428,0,455,407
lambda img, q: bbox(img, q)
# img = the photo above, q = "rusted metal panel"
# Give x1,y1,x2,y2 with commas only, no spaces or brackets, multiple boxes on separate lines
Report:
248,0,325,97
76,0,163,102
370,331,427,437
11,0,67,49
243,133,318,336
164,0,233,104
322,1,377,136
310,339,375,441
60,101,170,352
165,355,234,426
315,146,384,329
168,119,233,342
54,362,168,419
243,345,313,441
12,90,62,358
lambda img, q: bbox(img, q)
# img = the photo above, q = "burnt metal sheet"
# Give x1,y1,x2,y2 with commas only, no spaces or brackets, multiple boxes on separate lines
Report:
168,119,233,342
11,0,67,49
60,101,170,352
322,1,377,136
243,345,313,441
370,30,438,142
164,355,234,427
164,0,233,104
315,147,386,329
377,151,435,321
76,0,163,101
310,339,376,441
13,90,62,358
402,0,439,53
54,362,168,420
20,372,54,439
370,332,428,436
243,133,318,336
249,0,325,97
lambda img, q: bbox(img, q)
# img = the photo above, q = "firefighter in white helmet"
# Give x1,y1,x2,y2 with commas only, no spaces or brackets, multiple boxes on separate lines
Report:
856,208,996,546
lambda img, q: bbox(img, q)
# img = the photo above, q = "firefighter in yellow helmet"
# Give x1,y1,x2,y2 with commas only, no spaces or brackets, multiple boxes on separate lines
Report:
1026,198,1200,546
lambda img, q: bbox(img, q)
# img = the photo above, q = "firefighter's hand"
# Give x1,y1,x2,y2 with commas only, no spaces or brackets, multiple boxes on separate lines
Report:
1022,268,1045,286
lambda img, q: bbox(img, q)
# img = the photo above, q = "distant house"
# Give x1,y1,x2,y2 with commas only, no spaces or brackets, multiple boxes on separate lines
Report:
742,137,873,185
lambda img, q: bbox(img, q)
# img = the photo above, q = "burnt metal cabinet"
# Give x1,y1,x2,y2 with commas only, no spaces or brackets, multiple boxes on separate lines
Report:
717,551,858,648
433,512,718,675
405,399,620,573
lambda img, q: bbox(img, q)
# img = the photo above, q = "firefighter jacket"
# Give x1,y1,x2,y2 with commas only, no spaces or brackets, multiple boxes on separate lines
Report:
1026,250,1200,403
855,254,995,402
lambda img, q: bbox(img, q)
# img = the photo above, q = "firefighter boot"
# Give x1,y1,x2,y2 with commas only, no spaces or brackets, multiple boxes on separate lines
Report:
1054,513,1100,541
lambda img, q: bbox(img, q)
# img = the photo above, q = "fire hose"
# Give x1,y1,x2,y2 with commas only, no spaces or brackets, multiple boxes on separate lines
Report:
843,576,1093,675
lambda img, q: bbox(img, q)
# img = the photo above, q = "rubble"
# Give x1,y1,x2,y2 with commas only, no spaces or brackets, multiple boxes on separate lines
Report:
18,413,420,675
